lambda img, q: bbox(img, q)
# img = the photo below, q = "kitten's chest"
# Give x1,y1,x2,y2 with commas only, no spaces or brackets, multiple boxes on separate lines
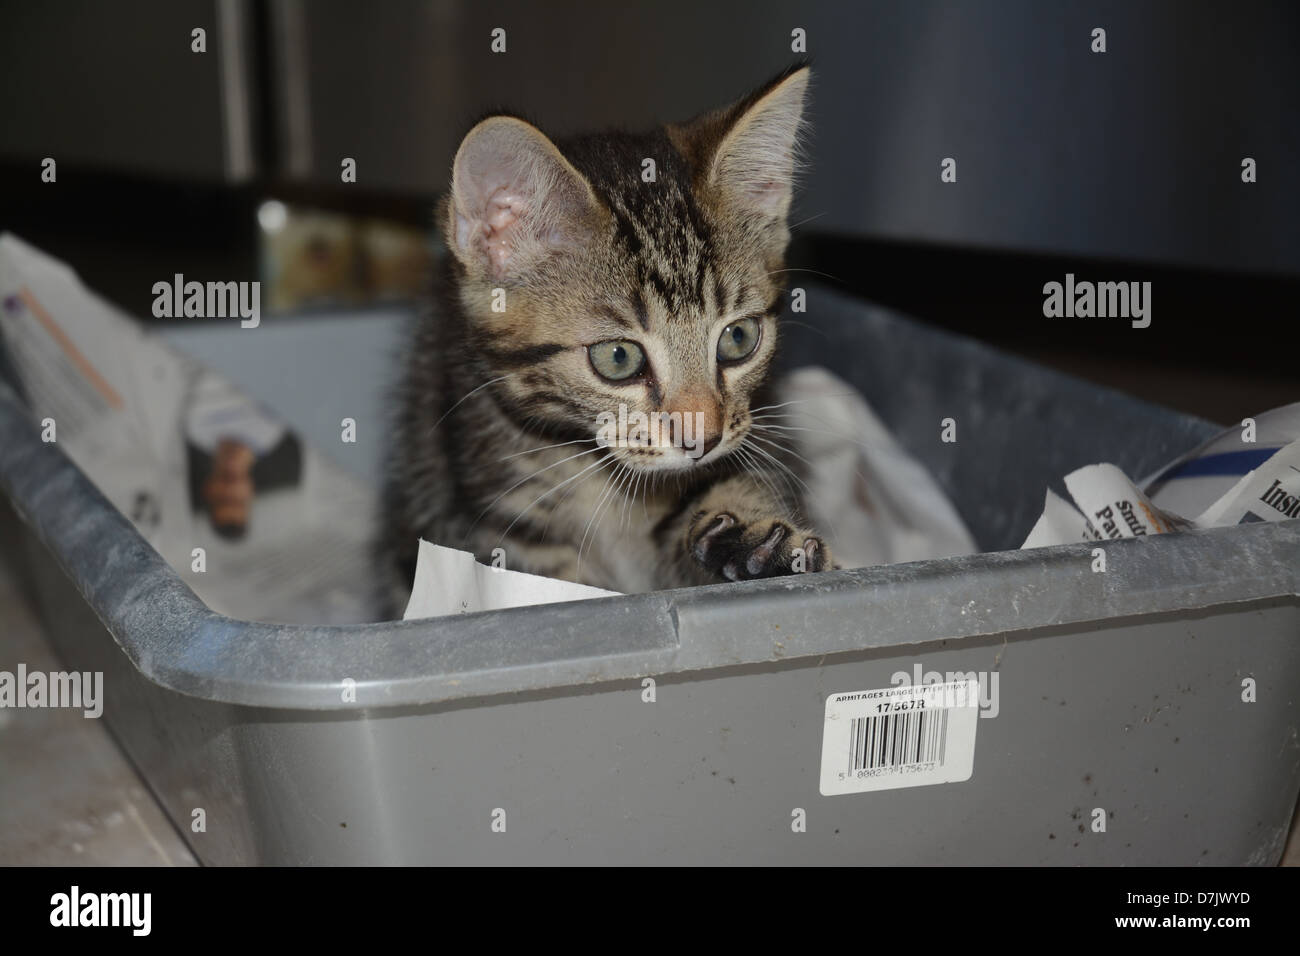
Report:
593,538,659,594
500,448,664,592
557,466,661,591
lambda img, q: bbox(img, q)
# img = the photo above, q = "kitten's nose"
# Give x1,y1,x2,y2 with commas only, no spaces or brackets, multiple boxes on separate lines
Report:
667,416,721,457
663,387,722,460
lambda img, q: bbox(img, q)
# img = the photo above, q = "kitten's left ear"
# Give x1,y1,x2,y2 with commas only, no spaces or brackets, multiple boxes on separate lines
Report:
670,66,811,221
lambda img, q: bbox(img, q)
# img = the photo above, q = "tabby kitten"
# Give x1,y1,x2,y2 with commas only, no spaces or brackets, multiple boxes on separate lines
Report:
380,66,830,606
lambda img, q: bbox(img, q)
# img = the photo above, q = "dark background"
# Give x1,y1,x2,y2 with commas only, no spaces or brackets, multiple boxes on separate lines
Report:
1,0,1296,423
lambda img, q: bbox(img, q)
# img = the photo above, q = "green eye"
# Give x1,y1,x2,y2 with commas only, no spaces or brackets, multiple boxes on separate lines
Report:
588,340,646,381
717,316,761,362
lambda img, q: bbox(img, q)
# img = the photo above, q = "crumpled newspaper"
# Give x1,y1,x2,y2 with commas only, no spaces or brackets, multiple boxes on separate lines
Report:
1022,434,1300,548
779,366,976,569
0,232,376,625
403,540,619,619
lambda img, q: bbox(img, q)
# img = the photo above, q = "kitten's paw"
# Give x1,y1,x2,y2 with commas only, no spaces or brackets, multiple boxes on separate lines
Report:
689,512,831,581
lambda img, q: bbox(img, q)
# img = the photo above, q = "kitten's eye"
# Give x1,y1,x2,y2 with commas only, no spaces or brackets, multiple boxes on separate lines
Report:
717,316,761,363
588,340,646,381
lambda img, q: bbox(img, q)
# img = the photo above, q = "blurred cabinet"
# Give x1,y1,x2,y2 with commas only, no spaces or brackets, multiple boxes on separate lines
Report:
4,0,1297,273
269,0,1299,275
1,0,253,182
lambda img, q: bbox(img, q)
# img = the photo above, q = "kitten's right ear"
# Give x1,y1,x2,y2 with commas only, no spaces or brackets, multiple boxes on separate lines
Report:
447,116,604,280
670,66,811,223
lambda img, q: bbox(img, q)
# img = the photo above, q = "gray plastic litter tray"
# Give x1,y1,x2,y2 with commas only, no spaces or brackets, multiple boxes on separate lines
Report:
2,284,1298,865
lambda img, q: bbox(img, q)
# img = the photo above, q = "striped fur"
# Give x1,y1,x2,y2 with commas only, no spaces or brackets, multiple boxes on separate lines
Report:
378,66,830,614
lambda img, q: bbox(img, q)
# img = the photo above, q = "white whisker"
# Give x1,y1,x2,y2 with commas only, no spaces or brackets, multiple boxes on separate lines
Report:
764,266,842,282
427,375,510,437
502,452,615,545
577,462,626,571
537,451,618,541
735,444,784,506
463,445,605,544
743,435,811,499
747,429,820,476
497,437,597,463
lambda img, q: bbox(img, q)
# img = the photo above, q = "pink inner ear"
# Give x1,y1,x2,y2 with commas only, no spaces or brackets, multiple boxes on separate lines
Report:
451,120,595,276
482,188,525,272
455,185,527,275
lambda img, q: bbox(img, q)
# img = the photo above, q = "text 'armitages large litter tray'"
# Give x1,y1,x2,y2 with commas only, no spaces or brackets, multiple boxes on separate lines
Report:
1,283,1297,865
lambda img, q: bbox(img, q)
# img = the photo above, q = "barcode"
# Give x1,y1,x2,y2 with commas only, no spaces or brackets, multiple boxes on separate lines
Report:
823,682,977,795
848,708,950,772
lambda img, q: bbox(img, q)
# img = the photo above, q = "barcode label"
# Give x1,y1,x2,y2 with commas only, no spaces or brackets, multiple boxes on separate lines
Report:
847,708,949,772
820,680,978,795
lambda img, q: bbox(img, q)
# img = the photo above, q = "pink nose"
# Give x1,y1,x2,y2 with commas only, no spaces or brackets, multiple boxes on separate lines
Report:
663,388,722,457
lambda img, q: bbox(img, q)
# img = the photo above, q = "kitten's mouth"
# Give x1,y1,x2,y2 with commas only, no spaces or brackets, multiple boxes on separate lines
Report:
603,437,731,473
593,407,733,471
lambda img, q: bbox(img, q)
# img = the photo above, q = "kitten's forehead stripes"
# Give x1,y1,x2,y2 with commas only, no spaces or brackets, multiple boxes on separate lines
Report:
479,341,569,369
632,291,649,331
561,130,717,322
600,305,638,332
731,281,747,314
712,269,729,319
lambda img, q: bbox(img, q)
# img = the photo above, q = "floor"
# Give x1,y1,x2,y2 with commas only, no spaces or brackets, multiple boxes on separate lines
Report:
0,532,196,866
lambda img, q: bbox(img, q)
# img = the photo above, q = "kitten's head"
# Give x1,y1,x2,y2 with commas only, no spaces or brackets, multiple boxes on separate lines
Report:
442,66,810,473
